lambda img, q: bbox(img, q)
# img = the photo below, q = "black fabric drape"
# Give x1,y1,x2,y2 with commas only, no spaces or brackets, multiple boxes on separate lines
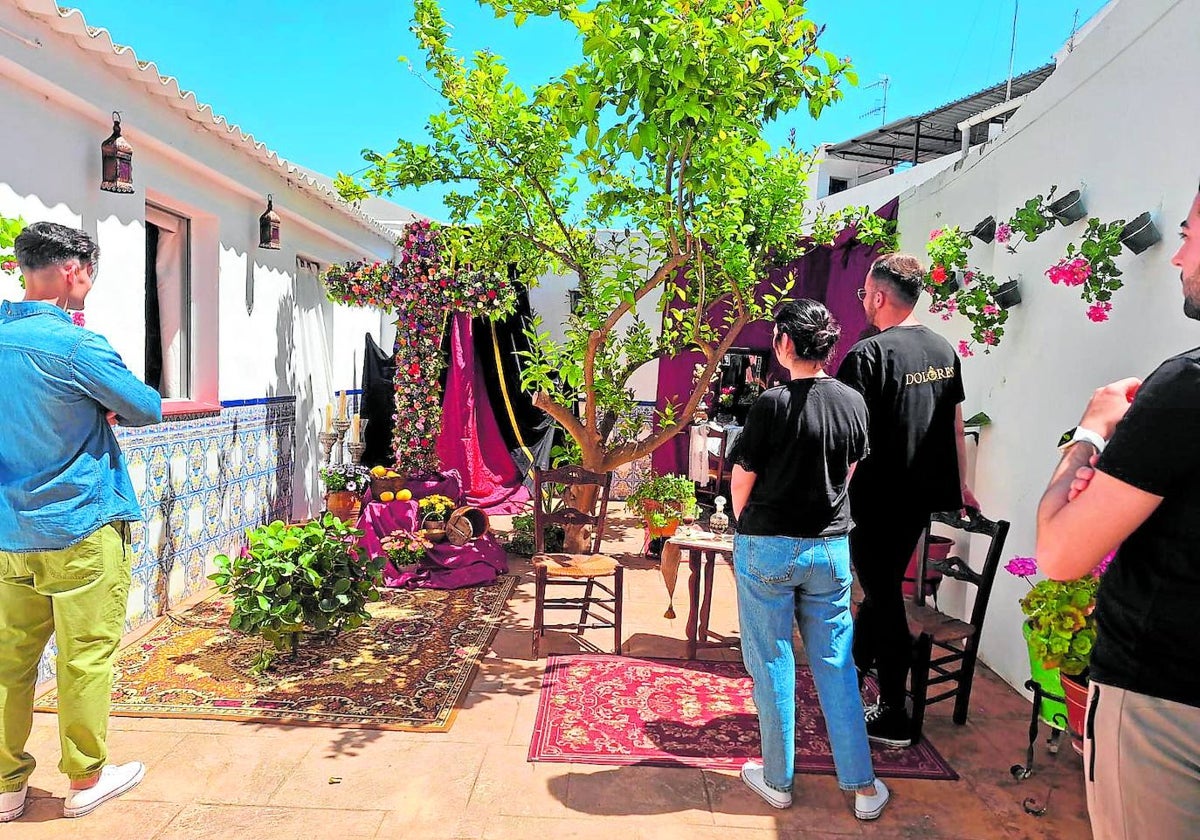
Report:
360,333,395,468
144,223,163,392
471,289,555,484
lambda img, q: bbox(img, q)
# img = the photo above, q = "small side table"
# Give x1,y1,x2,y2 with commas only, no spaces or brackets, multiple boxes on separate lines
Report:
665,534,740,659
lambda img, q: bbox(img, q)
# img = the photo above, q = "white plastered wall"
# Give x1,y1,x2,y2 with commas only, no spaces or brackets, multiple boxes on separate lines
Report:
0,2,397,519
895,0,1196,693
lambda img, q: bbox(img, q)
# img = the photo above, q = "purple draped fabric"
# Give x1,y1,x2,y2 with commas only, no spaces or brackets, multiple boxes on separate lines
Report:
652,197,899,476
356,469,510,589
435,313,531,514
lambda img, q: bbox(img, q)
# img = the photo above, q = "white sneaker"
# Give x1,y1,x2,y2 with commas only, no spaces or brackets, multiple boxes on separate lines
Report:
739,760,792,809
0,784,27,822
855,778,890,820
63,762,145,819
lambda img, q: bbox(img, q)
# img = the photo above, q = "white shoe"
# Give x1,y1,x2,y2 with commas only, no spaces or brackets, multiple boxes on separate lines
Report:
63,762,145,819
855,778,890,820
740,760,792,809
0,784,27,822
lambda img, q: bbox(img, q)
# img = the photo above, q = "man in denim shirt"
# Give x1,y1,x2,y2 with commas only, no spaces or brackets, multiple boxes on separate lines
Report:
0,222,160,821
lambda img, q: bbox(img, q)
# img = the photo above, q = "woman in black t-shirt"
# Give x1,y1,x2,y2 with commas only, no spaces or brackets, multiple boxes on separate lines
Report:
728,300,888,821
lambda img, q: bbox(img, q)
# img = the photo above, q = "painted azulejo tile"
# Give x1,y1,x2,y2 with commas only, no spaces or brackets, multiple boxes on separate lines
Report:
37,398,297,685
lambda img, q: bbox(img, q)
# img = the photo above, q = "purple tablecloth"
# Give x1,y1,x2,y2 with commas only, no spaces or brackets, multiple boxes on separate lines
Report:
356,469,509,589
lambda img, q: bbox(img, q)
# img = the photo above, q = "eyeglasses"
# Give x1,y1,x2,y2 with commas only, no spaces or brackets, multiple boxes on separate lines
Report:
856,288,868,301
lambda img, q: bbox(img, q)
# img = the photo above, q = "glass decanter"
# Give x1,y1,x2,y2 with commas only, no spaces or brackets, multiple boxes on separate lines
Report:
709,496,730,538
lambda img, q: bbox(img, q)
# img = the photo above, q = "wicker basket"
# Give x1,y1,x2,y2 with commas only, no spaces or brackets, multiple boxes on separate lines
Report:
370,475,407,498
446,506,490,546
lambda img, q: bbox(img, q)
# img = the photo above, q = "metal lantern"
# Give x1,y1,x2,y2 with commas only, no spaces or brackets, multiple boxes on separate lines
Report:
258,194,281,250
100,111,134,194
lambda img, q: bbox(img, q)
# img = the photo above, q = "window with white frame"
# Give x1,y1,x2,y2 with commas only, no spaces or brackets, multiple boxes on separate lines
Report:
144,204,192,398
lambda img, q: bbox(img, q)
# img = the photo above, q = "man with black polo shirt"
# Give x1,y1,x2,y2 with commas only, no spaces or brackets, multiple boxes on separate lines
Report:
837,253,979,747
1036,188,1200,840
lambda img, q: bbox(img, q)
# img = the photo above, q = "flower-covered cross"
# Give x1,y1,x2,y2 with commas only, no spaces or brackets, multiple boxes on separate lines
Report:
322,220,518,476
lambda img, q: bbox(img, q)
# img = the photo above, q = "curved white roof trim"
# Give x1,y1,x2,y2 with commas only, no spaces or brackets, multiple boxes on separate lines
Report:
14,0,404,243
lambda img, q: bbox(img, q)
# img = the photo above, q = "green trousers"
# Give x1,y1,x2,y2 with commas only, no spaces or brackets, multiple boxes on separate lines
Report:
0,523,131,790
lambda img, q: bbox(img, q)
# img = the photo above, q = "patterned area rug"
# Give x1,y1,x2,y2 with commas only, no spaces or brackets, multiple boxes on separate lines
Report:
36,576,516,732
529,655,957,780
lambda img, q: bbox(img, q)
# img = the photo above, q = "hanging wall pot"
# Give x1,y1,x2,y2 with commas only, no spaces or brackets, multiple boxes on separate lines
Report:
1049,189,1087,226
1119,212,1162,255
941,271,961,294
971,215,997,243
994,277,1022,309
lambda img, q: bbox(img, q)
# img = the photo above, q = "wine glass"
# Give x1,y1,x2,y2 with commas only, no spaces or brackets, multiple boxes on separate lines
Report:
680,502,698,537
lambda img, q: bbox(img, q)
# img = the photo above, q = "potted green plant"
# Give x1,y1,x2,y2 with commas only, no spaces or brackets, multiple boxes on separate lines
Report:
1002,187,1060,251
210,514,385,671
417,494,456,542
925,226,970,301
994,276,1022,309
500,512,565,556
627,473,697,539
319,464,369,522
1006,553,1112,743
1046,217,1126,323
380,528,432,567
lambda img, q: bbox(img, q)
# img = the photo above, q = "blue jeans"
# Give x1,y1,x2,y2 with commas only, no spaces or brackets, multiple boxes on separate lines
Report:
733,533,876,792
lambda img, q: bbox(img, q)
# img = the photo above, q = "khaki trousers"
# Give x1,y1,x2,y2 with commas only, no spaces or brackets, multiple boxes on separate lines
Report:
1085,680,1200,840
0,523,131,789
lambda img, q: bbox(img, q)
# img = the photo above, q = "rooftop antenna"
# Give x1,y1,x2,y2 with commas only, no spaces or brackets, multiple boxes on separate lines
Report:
861,75,890,125
1004,0,1019,102
1066,8,1081,53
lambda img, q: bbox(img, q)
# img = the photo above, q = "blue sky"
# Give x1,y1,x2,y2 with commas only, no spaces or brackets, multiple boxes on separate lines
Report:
74,1,1109,220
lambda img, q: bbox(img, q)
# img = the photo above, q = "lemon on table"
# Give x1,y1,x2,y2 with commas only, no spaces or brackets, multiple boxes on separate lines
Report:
386,471,400,479
370,466,387,478
396,489,413,502
379,491,395,503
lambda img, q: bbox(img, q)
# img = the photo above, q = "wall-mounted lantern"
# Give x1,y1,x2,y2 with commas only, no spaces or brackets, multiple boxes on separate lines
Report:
258,194,281,250
100,111,134,194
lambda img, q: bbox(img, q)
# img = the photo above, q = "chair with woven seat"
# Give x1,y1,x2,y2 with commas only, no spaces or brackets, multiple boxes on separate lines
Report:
531,466,623,658
905,509,1010,742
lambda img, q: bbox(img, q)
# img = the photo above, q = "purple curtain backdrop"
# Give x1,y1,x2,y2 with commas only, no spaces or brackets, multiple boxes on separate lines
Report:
651,197,899,476
436,313,531,513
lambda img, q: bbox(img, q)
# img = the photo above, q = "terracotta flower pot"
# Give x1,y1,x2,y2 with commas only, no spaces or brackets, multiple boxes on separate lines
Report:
639,499,681,539
1061,671,1089,739
326,491,361,523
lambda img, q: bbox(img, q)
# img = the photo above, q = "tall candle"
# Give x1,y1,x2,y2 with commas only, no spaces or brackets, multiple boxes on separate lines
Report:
324,403,333,433
338,390,347,419
351,413,361,444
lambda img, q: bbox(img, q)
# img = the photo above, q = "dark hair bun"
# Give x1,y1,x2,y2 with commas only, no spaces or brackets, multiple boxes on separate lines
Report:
774,299,841,363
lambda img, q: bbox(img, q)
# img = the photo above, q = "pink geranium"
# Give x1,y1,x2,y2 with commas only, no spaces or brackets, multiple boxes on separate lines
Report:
1087,301,1112,323
1,260,17,273
1005,556,1038,578
982,328,998,346
957,340,974,358
929,228,943,241
71,311,86,327
995,223,1013,244
983,304,999,316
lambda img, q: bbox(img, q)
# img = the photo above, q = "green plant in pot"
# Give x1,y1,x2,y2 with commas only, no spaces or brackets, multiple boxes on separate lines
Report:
627,473,696,538
1006,553,1112,737
210,514,384,672
418,494,456,541
501,511,565,557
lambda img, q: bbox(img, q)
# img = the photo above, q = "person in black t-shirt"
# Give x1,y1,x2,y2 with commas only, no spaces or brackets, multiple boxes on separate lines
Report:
836,253,979,747
728,300,890,821
1036,188,1200,840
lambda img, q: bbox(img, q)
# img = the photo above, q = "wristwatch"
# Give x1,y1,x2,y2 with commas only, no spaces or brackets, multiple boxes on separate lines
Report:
1058,426,1106,454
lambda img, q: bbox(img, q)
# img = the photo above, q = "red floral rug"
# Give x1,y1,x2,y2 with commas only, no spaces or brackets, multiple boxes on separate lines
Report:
528,655,957,780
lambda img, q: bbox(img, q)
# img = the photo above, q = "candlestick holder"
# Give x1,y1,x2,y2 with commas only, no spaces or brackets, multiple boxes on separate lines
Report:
318,432,338,468
348,441,366,464
333,418,351,466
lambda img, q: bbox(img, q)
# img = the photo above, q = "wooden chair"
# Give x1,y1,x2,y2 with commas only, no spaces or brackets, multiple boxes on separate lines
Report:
531,466,623,658
905,509,1010,742
700,425,733,501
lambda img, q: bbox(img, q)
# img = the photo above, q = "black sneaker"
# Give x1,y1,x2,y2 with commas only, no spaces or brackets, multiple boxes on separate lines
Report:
865,703,913,748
